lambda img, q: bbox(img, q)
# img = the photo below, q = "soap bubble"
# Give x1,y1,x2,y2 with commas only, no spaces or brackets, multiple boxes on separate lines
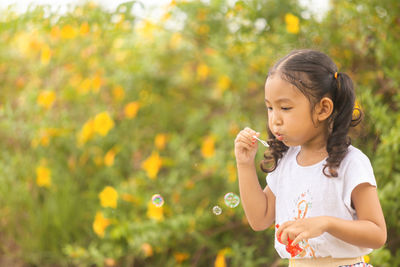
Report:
224,192,240,208
212,205,222,215
151,194,164,207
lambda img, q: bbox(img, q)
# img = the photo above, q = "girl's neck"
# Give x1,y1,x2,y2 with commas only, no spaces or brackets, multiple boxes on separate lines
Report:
297,130,329,167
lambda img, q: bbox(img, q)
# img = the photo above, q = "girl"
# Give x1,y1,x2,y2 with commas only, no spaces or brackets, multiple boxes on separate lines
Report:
234,49,386,266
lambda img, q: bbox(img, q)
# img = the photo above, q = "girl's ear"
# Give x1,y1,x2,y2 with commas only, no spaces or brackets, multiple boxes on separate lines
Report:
316,97,334,121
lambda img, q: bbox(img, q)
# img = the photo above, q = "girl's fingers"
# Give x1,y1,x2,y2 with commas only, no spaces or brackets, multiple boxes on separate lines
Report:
292,233,307,246
236,131,255,146
235,139,253,150
276,221,295,245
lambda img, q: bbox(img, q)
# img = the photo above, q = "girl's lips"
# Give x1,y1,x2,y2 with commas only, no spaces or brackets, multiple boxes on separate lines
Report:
275,133,284,141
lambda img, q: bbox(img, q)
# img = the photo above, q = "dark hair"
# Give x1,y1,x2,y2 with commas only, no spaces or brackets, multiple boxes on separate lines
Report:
260,49,362,177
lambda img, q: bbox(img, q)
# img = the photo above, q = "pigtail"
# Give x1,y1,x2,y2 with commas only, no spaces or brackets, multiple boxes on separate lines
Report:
260,127,288,173
323,72,363,177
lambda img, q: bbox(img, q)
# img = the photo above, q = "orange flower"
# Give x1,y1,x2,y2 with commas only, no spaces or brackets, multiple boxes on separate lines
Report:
124,102,140,119
201,135,215,158
99,186,119,209
155,134,167,150
174,252,190,263
92,211,111,238
112,85,125,101
141,243,153,257
141,151,162,179
80,22,90,36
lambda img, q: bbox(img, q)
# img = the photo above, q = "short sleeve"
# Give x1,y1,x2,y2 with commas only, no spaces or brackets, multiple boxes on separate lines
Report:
266,171,278,196
342,148,377,213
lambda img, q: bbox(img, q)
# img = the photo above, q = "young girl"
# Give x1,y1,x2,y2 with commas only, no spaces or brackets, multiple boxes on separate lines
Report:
234,49,386,266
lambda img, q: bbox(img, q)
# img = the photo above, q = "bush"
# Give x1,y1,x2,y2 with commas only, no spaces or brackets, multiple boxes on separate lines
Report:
0,0,398,266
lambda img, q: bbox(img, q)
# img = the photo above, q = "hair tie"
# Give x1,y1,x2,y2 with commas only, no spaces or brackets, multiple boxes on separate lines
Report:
334,72,338,79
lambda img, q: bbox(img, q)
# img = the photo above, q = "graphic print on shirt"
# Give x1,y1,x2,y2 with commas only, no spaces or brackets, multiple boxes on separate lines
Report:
291,190,316,258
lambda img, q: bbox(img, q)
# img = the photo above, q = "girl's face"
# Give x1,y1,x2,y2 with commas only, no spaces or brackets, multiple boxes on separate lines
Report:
264,75,321,147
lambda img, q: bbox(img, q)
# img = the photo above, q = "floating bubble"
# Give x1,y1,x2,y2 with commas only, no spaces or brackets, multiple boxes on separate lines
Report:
212,205,222,215
224,192,240,208
151,194,164,207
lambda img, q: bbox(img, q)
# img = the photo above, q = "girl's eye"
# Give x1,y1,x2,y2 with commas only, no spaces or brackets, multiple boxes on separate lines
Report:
267,107,273,111
281,107,292,111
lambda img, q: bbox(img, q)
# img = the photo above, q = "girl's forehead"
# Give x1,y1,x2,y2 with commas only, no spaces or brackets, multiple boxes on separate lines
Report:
264,75,303,99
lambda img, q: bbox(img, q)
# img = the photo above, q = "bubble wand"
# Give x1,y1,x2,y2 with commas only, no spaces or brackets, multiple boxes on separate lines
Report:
253,135,269,147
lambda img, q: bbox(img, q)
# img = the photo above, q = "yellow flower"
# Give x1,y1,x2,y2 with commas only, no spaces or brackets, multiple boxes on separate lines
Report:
93,112,114,136
155,134,167,150
364,255,370,263
227,163,237,182
36,165,51,188
201,135,215,158
169,32,182,49
50,26,61,40
61,25,77,39
99,186,119,209
112,85,125,101
32,128,64,148
121,193,139,204
141,243,153,257
146,201,164,221
37,90,56,109
217,75,231,92
78,78,91,94
197,24,210,35
174,252,189,263
80,22,90,36
214,250,227,267
92,211,111,238
135,19,157,42
77,119,95,145
285,13,300,34
92,73,103,93
197,63,210,81
141,151,162,179
104,148,119,167
40,45,52,65
124,102,140,119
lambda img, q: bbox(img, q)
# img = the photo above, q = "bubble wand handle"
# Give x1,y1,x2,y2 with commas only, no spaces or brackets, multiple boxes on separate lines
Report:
253,135,269,147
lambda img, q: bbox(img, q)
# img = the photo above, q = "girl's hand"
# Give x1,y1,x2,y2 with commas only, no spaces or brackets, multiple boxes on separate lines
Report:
234,127,260,165
276,217,328,246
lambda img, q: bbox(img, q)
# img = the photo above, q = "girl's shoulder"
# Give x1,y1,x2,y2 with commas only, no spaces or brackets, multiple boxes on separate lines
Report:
339,145,374,175
343,145,371,164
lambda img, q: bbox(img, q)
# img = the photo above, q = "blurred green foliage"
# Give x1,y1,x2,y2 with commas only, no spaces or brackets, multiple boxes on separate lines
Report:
0,0,398,266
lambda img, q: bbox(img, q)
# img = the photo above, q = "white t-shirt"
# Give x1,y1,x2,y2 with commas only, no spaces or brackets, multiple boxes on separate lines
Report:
266,145,376,259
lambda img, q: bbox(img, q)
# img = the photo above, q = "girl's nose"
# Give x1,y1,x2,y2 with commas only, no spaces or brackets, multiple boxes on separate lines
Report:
270,112,283,126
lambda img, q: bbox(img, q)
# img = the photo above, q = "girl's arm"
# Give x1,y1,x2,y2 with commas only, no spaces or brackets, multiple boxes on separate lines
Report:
237,163,276,231
277,183,386,249
235,127,276,231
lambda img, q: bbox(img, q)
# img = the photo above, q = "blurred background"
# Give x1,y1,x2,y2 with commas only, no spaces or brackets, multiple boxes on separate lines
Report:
0,0,399,266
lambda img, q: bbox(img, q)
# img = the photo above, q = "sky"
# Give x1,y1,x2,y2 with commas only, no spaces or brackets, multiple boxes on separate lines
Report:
0,0,330,21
